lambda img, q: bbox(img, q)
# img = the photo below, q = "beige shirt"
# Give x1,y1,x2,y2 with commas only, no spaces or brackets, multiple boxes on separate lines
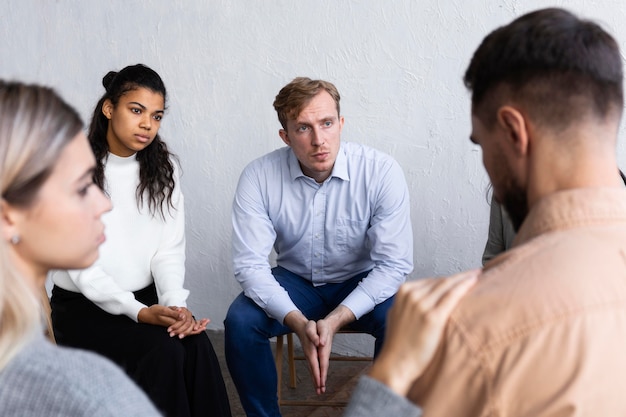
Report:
411,187,626,416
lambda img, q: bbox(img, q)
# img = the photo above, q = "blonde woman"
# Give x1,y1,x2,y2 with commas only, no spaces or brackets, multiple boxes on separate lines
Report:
0,81,161,416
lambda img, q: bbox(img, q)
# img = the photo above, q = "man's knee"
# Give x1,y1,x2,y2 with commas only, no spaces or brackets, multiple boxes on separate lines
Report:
224,293,267,336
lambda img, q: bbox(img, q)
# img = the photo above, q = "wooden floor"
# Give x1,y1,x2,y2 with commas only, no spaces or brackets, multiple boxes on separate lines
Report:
207,330,371,417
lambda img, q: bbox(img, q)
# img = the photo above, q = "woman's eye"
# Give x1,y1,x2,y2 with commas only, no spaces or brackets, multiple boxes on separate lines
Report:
153,114,163,121
131,108,141,114
78,183,94,197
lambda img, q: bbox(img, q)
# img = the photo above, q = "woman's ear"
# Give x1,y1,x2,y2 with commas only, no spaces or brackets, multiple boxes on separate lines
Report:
497,106,530,157
101,99,114,120
0,199,20,244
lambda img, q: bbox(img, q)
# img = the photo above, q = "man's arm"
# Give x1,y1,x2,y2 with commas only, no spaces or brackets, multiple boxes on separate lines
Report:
339,158,414,320
232,162,300,322
343,271,478,417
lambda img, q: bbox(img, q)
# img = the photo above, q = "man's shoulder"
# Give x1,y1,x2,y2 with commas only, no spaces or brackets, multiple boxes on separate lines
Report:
455,226,626,347
242,146,290,172
342,141,395,160
341,142,400,174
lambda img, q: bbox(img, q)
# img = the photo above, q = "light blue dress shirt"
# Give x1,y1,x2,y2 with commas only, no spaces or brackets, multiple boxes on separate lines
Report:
232,141,413,323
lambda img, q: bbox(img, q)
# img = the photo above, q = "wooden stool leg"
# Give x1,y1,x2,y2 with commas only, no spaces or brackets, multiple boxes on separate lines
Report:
275,334,284,402
287,333,296,388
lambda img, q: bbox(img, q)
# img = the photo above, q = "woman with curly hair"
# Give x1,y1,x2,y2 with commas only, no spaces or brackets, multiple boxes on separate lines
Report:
51,64,231,417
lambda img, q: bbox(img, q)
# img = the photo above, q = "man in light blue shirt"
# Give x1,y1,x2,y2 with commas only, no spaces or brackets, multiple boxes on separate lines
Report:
224,77,413,417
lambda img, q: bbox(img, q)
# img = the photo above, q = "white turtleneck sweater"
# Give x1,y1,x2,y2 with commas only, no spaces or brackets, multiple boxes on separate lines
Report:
52,153,189,321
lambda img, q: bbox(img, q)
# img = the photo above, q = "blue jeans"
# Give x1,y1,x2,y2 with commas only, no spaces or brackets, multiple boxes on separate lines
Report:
224,266,394,417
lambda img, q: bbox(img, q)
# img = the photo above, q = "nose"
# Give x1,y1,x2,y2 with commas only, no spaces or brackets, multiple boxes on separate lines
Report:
95,187,112,217
140,114,152,130
310,127,324,146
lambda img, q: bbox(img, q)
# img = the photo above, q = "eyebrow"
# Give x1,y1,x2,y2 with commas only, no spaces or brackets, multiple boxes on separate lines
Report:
294,115,337,125
129,102,164,113
77,167,96,183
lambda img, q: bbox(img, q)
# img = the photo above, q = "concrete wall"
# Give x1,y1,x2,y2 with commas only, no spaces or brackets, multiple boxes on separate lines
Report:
3,1,626,353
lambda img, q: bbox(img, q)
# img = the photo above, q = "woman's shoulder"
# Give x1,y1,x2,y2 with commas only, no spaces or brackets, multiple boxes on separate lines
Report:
0,338,161,416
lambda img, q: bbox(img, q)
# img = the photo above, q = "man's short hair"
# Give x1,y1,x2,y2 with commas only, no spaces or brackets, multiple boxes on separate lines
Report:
464,8,623,129
273,77,341,130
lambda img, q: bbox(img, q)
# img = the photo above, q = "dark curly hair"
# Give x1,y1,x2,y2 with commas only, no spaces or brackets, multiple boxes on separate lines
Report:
88,64,176,218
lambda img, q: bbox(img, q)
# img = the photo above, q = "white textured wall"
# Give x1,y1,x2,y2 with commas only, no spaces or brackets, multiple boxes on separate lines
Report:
3,1,626,351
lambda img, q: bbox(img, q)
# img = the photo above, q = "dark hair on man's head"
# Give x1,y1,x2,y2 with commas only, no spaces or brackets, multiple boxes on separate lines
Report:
88,64,176,218
464,8,623,129
273,77,340,130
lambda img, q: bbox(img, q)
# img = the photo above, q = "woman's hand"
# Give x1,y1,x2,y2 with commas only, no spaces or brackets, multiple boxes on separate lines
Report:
137,305,210,338
167,307,210,338
137,304,181,327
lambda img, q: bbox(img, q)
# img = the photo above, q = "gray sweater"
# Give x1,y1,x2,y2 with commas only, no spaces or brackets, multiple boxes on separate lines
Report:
343,376,422,417
0,335,161,416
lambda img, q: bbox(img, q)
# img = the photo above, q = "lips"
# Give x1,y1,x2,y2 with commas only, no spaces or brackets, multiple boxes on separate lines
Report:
134,134,151,143
312,151,329,160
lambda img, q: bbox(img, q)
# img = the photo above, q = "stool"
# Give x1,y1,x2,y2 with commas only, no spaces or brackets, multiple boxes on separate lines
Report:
275,330,373,407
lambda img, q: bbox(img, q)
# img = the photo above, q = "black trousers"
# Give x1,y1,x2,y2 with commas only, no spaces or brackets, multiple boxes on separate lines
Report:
51,284,232,417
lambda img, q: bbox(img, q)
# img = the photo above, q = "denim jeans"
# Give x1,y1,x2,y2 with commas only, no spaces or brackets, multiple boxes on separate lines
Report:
224,266,394,417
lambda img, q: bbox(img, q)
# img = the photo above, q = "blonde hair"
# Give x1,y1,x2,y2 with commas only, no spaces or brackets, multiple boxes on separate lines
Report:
273,77,341,130
0,81,82,369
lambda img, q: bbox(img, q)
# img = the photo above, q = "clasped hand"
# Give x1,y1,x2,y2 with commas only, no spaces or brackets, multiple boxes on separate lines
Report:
286,306,354,395
137,305,210,338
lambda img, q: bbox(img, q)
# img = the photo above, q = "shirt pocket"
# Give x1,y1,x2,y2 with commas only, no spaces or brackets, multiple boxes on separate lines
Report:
335,218,369,253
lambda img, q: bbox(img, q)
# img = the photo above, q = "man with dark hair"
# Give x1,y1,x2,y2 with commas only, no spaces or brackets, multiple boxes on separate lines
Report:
225,77,413,416
344,8,626,416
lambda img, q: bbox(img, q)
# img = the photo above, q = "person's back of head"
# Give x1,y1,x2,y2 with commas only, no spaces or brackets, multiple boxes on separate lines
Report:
464,8,623,132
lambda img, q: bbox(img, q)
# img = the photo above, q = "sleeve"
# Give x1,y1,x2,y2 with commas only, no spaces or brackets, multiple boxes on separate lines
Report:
482,195,507,265
232,162,299,323
62,267,147,322
78,353,162,417
343,376,423,417
340,158,414,319
409,320,490,417
150,165,189,308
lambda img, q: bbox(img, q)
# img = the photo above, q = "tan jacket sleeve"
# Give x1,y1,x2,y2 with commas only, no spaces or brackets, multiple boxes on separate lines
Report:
408,320,494,417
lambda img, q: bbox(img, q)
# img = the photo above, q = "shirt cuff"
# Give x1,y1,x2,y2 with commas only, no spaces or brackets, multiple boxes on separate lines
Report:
340,287,377,320
264,292,300,324
122,300,148,323
344,376,422,417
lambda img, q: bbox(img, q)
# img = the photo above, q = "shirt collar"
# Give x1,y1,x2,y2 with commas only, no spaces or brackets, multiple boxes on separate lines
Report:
514,187,626,247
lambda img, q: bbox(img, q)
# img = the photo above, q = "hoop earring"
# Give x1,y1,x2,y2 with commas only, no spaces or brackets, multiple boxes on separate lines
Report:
10,235,20,245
